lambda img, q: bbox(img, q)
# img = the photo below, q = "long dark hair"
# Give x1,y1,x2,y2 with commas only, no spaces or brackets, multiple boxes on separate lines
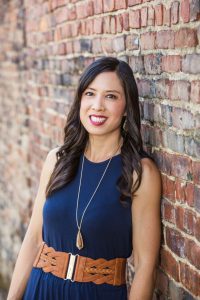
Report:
45,56,153,207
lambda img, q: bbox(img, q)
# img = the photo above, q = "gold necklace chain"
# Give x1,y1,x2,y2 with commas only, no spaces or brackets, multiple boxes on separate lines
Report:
75,140,123,250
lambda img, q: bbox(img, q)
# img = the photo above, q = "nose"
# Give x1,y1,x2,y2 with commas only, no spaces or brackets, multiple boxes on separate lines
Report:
91,95,105,111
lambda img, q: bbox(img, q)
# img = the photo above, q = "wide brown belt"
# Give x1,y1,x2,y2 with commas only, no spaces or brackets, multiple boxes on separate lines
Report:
33,242,127,286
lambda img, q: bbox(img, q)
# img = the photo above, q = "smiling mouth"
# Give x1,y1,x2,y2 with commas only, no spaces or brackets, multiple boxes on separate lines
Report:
89,115,107,125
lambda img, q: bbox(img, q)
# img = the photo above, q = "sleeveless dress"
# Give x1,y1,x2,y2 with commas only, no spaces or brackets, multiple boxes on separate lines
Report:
22,152,133,300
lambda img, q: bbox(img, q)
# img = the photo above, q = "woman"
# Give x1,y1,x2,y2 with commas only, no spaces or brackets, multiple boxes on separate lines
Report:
7,56,162,300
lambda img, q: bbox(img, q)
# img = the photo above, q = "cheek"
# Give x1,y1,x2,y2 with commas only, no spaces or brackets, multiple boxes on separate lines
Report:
111,103,126,117
80,98,89,111
79,101,88,122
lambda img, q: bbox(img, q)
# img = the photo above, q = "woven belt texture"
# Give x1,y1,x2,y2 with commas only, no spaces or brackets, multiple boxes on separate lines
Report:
33,242,127,286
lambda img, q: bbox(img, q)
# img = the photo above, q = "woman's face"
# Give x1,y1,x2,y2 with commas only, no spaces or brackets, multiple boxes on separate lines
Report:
79,71,126,137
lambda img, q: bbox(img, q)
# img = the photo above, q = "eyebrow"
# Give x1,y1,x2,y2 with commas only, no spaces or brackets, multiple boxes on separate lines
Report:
86,87,121,95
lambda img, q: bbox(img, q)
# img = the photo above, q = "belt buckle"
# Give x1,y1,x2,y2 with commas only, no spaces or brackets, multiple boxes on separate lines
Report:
64,253,79,282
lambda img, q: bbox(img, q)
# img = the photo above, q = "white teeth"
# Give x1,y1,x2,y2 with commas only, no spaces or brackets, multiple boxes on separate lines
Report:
90,116,106,123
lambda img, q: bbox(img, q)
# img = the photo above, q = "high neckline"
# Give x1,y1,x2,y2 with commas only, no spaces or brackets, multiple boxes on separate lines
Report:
83,153,121,165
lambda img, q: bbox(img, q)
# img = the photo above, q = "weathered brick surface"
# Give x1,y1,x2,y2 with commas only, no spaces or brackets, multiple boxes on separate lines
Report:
0,0,200,299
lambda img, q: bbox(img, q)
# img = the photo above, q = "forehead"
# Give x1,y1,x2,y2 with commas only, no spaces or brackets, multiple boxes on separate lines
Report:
87,72,124,92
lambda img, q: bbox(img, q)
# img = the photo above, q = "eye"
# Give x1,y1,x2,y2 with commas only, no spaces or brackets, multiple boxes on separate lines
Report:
84,91,94,96
106,94,117,99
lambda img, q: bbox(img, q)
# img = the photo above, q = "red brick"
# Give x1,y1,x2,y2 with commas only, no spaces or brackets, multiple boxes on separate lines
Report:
161,248,180,281
103,0,115,12
80,20,86,35
169,80,190,102
162,55,181,73
137,79,151,97
190,0,200,21
103,16,111,33
57,42,66,55
184,209,197,235
144,54,162,75
166,227,185,258
162,175,176,202
85,19,93,35
155,268,169,295
176,206,196,236
39,15,50,32
113,36,125,52
87,1,94,16
180,262,200,296
141,31,156,50
92,38,102,54
194,186,200,214
76,1,93,18
192,161,200,185
110,16,116,34
129,9,141,29
115,0,127,10
116,14,123,33
122,12,129,31
155,78,171,98
171,1,179,24
101,37,113,53
141,7,148,27
129,55,144,73
65,41,73,54
180,0,190,23
185,182,195,206
67,6,77,21
174,108,196,131
195,217,200,241
156,30,175,49
128,0,142,6
50,0,58,10
175,206,184,231
60,23,72,38
56,0,66,7
163,6,171,26
54,7,68,24
93,0,103,14
172,155,192,180
148,6,155,26
54,27,62,41
175,178,186,203
175,28,198,48
190,81,200,104
155,4,163,26
162,199,175,224
126,34,139,50
73,40,81,53
71,21,81,37
182,54,200,74
93,18,103,34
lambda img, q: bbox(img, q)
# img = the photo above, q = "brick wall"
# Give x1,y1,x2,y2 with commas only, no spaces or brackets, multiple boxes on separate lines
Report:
0,0,199,299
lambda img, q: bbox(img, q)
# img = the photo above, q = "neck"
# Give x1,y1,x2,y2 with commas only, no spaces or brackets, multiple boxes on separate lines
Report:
84,133,123,163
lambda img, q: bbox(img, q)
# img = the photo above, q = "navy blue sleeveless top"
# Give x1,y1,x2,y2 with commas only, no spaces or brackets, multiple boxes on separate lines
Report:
22,152,133,300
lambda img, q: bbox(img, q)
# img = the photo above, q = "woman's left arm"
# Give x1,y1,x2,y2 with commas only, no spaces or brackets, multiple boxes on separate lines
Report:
129,158,162,300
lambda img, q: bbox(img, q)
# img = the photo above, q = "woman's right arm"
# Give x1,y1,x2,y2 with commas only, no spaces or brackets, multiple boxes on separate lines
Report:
7,147,60,300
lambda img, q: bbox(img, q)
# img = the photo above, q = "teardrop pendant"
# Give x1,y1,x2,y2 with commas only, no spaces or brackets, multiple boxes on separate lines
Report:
76,229,84,250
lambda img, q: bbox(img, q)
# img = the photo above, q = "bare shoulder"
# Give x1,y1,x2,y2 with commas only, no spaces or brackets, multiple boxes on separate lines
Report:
132,157,162,201
141,157,161,181
45,146,61,173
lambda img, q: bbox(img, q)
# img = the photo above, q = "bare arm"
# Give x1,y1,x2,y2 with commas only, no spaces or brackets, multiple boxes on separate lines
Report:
129,158,162,300
7,147,59,300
